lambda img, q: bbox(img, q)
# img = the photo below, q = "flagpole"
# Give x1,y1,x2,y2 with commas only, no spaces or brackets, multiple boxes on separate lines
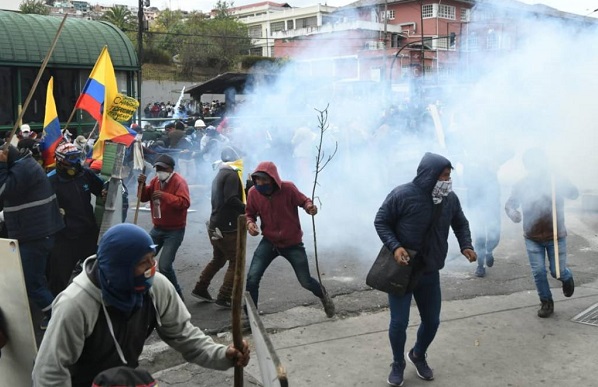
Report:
6,13,68,147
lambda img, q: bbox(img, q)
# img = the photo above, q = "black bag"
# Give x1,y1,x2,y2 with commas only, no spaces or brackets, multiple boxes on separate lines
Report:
366,246,420,296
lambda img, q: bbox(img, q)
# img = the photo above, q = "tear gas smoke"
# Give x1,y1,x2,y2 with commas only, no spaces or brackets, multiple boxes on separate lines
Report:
216,5,597,268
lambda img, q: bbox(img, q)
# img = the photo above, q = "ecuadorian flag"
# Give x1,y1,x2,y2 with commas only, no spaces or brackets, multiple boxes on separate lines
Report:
39,77,63,168
76,46,135,160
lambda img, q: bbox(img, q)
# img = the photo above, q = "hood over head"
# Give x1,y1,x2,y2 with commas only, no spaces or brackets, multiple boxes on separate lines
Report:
251,161,282,189
96,223,156,313
412,152,453,193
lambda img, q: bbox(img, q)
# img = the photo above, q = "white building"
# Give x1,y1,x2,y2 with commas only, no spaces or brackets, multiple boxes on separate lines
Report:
229,1,340,57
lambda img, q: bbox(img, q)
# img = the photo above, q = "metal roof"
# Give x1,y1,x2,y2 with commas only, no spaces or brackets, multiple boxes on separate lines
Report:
186,73,252,97
0,11,138,70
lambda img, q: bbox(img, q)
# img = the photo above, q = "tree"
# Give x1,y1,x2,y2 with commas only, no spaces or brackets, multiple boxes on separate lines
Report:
175,5,251,76
19,0,50,15
102,5,135,32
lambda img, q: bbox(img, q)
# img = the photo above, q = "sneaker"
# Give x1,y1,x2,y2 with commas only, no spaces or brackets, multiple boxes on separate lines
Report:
486,253,495,268
215,298,232,309
474,266,486,278
40,314,51,331
191,288,214,302
320,292,336,318
387,361,405,386
562,277,575,298
406,349,434,381
537,299,554,318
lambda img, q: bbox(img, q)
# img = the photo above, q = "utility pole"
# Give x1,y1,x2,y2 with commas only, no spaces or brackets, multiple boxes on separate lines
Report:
420,0,425,78
137,0,144,124
383,0,389,102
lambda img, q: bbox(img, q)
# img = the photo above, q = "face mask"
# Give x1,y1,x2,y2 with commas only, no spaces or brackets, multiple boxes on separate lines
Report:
157,171,171,181
432,179,452,204
21,131,30,138
57,163,81,177
255,184,272,195
133,262,156,293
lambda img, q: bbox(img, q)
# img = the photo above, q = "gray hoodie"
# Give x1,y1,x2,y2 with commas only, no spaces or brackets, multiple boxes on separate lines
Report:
33,256,233,386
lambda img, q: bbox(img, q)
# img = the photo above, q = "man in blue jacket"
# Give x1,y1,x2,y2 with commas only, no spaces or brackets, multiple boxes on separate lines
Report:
374,152,476,386
0,145,64,330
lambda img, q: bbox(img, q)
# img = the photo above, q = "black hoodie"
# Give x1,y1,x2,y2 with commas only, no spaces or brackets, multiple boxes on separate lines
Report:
374,152,473,272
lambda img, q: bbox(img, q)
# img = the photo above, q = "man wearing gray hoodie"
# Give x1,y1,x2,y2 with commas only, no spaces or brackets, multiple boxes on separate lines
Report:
32,223,250,387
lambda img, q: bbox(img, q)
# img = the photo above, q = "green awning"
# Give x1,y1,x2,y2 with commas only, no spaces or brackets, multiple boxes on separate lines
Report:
0,10,138,70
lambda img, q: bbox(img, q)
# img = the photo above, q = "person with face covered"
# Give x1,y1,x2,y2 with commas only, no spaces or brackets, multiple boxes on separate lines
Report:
505,148,578,318
138,154,190,299
0,144,64,330
47,142,105,296
32,223,250,387
245,161,336,318
374,152,476,386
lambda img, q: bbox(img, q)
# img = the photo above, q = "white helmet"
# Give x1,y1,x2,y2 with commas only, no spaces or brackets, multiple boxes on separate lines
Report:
194,119,206,129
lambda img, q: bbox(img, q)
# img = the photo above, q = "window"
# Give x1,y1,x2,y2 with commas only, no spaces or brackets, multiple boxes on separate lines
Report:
468,32,479,51
380,10,395,20
438,4,456,20
249,47,263,56
422,4,434,18
270,21,284,33
296,16,317,28
486,29,498,50
287,20,294,30
248,25,262,38
460,8,470,22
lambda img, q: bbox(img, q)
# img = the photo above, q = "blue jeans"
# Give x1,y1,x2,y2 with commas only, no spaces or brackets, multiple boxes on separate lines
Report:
20,236,55,311
246,239,323,308
388,271,441,363
524,237,572,301
150,227,185,295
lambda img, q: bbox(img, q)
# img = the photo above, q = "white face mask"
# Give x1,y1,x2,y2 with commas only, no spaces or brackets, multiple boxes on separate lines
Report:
156,171,171,181
432,179,452,204
22,131,30,138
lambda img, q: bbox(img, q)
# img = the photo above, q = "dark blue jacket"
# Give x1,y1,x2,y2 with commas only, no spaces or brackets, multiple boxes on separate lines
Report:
48,167,104,238
0,154,64,242
374,152,473,272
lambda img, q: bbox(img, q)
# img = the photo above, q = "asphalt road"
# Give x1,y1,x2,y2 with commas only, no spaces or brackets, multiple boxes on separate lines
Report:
133,186,598,340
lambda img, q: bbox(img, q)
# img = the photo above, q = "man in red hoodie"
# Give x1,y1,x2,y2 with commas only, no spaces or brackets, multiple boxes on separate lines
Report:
138,154,190,299
245,161,335,318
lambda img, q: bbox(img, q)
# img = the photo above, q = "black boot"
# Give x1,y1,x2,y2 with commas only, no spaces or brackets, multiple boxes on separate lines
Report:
537,299,554,318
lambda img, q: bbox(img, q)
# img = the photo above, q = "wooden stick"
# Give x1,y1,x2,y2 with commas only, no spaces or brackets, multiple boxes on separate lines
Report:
551,174,561,279
232,214,247,387
6,14,68,147
132,142,145,225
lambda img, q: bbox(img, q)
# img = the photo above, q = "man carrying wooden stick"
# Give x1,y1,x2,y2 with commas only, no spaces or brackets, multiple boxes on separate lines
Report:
505,148,578,318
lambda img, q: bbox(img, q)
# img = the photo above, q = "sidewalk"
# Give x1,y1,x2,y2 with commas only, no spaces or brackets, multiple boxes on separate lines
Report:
151,280,598,386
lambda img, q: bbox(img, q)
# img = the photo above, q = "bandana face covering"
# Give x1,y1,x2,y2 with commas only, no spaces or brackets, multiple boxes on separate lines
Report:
133,262,156,293
432,179,452,204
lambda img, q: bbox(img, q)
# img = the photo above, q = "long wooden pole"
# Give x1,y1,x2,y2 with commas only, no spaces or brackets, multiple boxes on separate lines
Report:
6,14,68,146
551,175,561,279
132,142,146,225
232,214,247,387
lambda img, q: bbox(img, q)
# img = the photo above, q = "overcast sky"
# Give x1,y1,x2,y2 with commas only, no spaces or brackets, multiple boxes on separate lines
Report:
1,0,596,16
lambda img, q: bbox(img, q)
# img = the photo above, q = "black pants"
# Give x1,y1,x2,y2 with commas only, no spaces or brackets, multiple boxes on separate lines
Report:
47,231,98,296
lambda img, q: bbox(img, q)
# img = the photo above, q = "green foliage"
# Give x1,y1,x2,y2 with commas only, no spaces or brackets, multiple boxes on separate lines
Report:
102,5,136,31
143,47,171,65
143,4,250,76
19,0,50,15
241,55,285,70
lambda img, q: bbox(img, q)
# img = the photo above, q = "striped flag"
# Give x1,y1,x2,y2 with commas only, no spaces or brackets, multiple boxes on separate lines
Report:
39,77,63,168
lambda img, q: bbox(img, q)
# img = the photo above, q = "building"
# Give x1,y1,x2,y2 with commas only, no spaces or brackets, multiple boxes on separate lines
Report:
229,1,340,57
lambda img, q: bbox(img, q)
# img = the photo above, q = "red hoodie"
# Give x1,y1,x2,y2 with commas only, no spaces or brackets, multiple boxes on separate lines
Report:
246,161,312,248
